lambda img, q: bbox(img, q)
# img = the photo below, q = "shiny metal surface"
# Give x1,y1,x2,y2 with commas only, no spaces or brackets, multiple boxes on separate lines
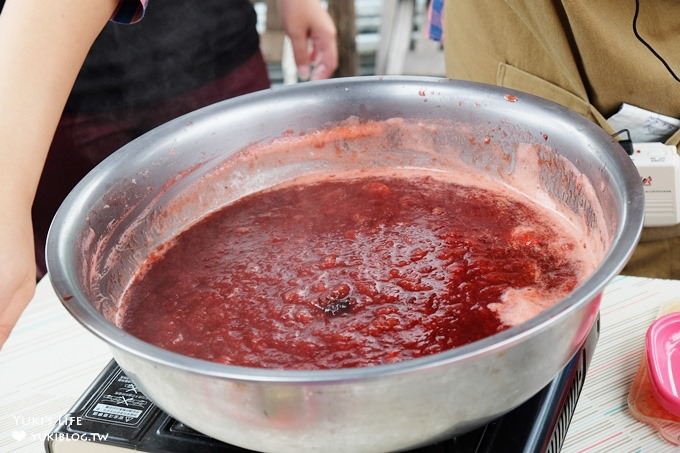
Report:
46,76,644,453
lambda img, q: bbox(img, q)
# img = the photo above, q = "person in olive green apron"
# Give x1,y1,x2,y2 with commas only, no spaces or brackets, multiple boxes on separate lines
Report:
443,0,680,278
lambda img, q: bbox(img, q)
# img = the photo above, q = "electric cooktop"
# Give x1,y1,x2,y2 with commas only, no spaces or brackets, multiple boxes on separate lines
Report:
46,318,599,453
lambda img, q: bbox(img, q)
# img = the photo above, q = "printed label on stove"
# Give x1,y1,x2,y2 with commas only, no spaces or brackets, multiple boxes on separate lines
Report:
83,368,155,427
92,403,143,419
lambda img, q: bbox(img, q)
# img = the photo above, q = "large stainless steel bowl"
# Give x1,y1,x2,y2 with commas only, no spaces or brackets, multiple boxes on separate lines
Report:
46,76,644,453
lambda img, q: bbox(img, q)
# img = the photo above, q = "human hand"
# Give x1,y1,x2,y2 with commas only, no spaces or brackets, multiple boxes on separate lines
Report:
277,0,338,80
0,212,37,348
0,0,120,348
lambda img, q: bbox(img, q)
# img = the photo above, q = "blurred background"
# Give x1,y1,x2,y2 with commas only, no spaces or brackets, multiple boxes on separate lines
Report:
253,0,445,85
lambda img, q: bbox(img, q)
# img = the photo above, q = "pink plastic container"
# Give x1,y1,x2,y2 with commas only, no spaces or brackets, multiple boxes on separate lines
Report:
646,312,680,417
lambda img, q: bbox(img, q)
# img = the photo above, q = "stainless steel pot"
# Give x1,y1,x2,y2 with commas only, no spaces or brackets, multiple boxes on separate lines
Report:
46,76,644,453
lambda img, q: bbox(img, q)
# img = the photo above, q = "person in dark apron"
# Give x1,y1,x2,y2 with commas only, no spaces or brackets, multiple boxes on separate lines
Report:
0,0,337,347
443,0,680,278
32,0,268,276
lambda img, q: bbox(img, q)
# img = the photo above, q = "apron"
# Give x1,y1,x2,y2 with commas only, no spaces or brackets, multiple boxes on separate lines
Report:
443,0,680,277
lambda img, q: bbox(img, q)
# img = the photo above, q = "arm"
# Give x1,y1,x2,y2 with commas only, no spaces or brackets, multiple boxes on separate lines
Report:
0,0,119,347
276,0,338,80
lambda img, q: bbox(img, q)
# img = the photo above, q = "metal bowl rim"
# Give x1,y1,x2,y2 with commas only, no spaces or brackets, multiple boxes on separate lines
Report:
47,75,644,383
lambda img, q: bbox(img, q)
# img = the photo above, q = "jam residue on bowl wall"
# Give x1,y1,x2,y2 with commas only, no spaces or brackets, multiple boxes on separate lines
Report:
120,173,583,370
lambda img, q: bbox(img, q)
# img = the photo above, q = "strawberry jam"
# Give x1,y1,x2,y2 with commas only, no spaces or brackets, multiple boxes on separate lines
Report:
120,174,580,370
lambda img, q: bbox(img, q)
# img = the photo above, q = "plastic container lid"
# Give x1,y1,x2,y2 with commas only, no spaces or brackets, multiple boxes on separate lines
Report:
646,312,680,417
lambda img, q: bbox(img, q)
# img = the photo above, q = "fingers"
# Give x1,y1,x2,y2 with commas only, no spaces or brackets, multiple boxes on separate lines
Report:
289,22,338,81
0,250,36,349
309,23,338,80
0,205,38,349
0,280,35,349
278,0,338,81
287,30,313,80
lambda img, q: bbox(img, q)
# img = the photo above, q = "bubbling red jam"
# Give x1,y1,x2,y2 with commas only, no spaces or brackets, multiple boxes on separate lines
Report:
120,174,580,370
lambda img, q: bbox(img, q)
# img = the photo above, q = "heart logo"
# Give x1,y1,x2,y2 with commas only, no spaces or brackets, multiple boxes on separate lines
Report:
12,430,27,442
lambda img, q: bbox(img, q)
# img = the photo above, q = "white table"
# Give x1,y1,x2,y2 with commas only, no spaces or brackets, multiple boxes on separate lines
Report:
2,275,680,452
